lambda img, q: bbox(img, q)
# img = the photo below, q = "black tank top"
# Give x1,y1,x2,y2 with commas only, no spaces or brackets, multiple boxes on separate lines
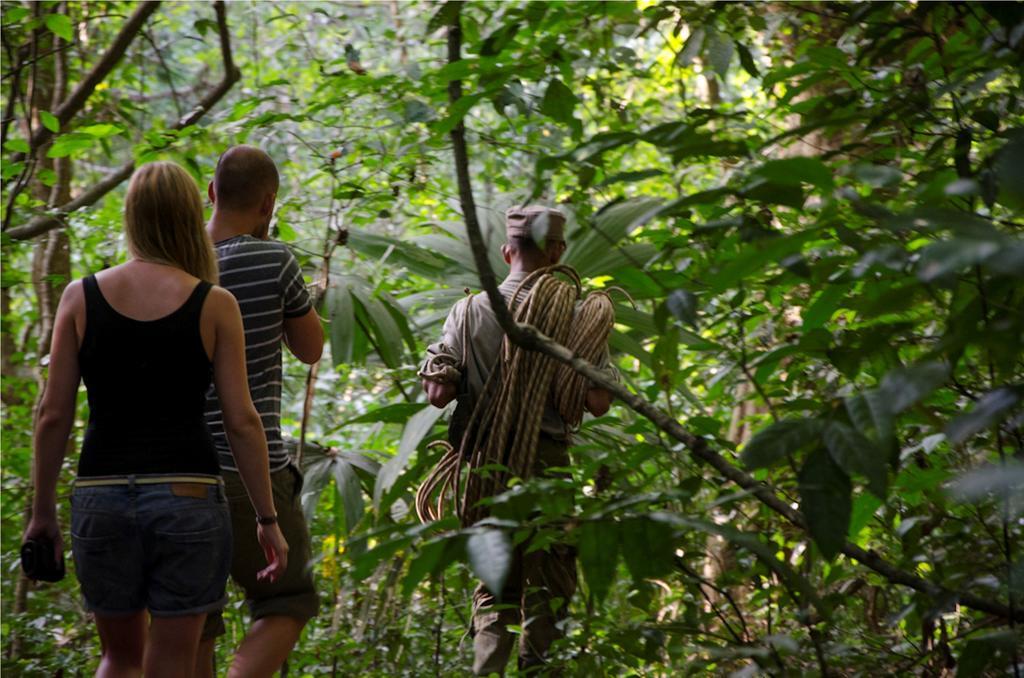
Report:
77,274,220,477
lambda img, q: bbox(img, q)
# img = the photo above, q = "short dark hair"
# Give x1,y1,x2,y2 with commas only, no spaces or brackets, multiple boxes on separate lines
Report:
213,145,279,211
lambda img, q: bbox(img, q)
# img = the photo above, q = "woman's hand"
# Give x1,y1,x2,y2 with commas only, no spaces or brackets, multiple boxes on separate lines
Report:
255,522,289,583
23,512,63,567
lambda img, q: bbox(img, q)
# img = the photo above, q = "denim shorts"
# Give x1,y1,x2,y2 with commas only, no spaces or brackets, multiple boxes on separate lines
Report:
70,475,231,617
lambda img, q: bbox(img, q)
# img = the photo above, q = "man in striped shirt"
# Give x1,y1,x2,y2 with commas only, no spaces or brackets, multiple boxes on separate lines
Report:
197,146,323,677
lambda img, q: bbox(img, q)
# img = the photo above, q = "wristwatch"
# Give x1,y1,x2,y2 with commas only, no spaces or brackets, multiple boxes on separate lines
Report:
256,514,278,525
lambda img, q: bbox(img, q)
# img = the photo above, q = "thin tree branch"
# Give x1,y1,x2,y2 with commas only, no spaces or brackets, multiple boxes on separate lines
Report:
443,3,1022,624
6,1,241,242
26,1,160,152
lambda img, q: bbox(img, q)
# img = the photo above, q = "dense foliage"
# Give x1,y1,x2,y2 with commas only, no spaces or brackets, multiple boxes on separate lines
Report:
2,1,1022,675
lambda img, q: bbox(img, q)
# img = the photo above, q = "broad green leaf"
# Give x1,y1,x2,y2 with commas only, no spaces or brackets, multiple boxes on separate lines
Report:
39,111,60,133
466,528,512,595
350,286,404,368
736,41,760,77
343,403,429,426
44,13,72,41
333,459,364,534
946,386,1023,445
665,289,698,328
427,1,461,33
956,630,1019,677
798,447,852,560
917,238,1001,282
403,534,461,596
579,520,618,603
878,362,947,413
47,133,94,158
299,458,335,522
326,283,355,366
801,283,849,331
76,123,123,138
823,421,887,500
754,157,834,191
995,134,1024,210
540,78,577,124
741,418,825,470
705,30,733,79
373,404,447,508
620,517,674,581
852,163,902,188
3,138,28,154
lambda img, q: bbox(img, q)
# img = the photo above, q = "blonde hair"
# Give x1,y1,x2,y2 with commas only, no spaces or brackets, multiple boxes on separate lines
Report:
124,161,218,283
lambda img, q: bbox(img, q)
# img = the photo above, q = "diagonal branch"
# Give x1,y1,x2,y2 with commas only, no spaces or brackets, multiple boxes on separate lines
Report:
443,6,1021,624
7,1,241,242
29,1,161,151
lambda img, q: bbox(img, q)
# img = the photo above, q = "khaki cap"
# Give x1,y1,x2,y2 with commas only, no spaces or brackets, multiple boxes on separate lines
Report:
505,205,566,242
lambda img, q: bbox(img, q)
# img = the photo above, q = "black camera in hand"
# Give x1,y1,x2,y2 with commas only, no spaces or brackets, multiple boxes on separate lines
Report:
21,538,65,582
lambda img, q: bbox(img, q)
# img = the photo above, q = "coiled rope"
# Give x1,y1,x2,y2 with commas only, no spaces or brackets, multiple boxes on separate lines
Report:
415,265,618,526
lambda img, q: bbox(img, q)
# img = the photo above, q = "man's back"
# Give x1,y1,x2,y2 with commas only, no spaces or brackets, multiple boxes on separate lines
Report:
204,234,312,472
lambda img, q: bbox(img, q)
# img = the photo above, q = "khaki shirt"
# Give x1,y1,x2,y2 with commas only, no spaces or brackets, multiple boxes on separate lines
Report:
425,271,615,441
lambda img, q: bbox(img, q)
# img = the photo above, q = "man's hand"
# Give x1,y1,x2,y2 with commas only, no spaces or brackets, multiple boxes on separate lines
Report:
423,378,457,409
256,522,289,583
584,387,612,417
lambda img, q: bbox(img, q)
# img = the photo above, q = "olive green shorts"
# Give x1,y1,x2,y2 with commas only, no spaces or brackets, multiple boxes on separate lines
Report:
201,464,318,639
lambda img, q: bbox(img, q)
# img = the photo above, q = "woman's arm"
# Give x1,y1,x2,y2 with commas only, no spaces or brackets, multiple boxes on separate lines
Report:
24,281,84,562
206,287,289,582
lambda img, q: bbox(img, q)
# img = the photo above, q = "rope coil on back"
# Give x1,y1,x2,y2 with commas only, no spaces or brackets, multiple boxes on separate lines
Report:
415,265,616,526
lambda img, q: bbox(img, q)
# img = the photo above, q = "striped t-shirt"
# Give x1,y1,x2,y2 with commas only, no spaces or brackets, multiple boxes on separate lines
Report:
205,234,313,472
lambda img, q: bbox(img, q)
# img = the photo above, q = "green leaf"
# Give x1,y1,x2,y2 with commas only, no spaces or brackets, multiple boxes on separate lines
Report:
342,403,429,426
801,283,849,331
596,169,665,187
39,111,60,133
917,238,1002,282
3,7,30,23
956,630,1019,677
350,287,404,368
665,289,698,329
373,404,447,508
947,462,1024,506
540,78,577,124
620,518,674,581
705,30,733,79
44,13,72,42
579,520,618,603
403,535,460,596
333,459,364,534
851,163,902,188
466,528,511,596
46,133,94,158
736,41,760,77
945,386,1022,445
76,123,122,138
798,447,852,560
3,138,29,154
878,362,947,413
995,135,1024,210
427,1,461,33
326,283,355,366
823,421,887,500
754,157,833,191
741,418,825,470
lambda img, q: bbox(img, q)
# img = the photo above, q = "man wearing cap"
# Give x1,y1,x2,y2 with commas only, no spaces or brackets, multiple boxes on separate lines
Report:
422,205,613,675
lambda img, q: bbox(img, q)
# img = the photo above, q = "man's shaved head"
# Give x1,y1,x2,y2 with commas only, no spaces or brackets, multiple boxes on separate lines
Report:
212,145,279,211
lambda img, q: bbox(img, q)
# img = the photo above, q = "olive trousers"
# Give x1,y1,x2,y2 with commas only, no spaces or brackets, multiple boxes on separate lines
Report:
471,436,578,676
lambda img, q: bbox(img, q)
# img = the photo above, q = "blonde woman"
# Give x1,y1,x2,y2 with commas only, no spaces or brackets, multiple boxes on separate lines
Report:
23,161,289,678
